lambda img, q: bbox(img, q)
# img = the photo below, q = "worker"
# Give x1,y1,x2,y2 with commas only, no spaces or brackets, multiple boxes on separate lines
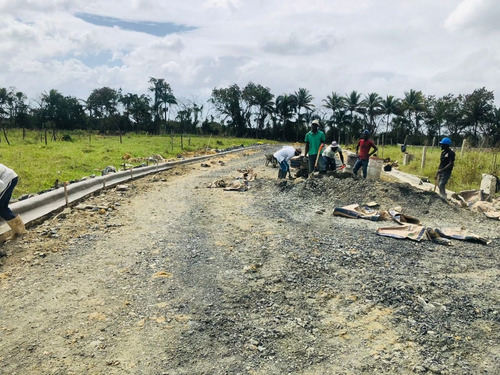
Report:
273,146,302,179
353,129,378,178
304,119,326,174
322,141,346,172
0,163,27,241
435,137,455,198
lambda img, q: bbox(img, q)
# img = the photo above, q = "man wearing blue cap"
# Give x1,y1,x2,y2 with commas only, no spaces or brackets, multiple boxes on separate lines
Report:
436,137,455,198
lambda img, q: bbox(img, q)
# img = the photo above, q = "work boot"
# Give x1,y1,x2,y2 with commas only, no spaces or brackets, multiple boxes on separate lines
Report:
6,215,27,240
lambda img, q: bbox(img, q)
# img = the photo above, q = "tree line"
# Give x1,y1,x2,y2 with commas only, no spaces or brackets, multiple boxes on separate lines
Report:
0,78,498,146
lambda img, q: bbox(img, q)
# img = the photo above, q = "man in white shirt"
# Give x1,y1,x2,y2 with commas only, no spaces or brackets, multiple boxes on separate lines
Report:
273,146,302,179
322,141,345,172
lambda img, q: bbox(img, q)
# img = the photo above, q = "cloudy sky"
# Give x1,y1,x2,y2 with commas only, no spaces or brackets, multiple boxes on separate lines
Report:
1,0,499,111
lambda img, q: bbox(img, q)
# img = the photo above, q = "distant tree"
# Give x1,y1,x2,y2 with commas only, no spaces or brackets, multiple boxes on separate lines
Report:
402,89,425,136
423,94,455,141
323,92,344,135
11,91,29,139
119,92,152,133
41,90,66,141
380,95,401,136
275,94,297,140
443,95,467,143
130,94,153,133
242,82,275,138
362,92,383,134
294,88,314,140
344,91,364,142
160,91,177,128
118,92,135,131
0,87,13,144
331,109,350,144
461,87,495,144
87,87,121,140
175,106,191,147
484,107,500,146
210,84,246,136
148,77,176,134
175,99,204,134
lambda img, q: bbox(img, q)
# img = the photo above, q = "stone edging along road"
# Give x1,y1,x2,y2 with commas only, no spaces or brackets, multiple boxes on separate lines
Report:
0,145,260,236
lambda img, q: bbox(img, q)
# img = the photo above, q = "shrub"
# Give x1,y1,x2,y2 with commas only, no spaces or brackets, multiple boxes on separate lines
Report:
61,134,73,142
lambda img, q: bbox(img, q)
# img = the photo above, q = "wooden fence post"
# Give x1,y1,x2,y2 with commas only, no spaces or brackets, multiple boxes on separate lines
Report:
421,146,427,170
461,139,466,157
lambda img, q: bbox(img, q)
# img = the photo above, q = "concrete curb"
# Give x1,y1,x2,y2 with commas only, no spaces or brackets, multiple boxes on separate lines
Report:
383,168,454,197
1,145,260,235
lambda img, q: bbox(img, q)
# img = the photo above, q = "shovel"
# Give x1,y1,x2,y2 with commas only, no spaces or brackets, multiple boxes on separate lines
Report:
434,174,440,192
308,144,325,178
314,144,324,170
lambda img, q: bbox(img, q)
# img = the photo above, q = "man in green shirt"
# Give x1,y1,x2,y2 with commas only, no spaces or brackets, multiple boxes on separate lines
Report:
304,119,326,173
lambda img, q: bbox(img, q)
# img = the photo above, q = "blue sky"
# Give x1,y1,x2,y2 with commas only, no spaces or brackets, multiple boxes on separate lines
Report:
75,13,196,38
1,0,499,116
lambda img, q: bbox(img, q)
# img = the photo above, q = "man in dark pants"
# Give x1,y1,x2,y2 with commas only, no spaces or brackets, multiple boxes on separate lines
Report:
0,163,27,243
304,119,326,174
436,137,455,198
353,130,378,178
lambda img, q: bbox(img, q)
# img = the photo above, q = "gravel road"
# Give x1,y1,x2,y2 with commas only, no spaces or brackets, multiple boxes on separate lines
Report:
0,145,499,375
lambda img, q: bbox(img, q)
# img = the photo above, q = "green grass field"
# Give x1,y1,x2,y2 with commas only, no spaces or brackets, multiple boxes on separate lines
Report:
0,129,270,198
0,129,498,198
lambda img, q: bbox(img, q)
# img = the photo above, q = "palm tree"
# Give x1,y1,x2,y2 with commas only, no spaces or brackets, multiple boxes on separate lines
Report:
275,94,297,140
330,108,350,144
344,90,364,142
148,77,175,134
402,89,425,136
380,95,401,152
160,91,177,132
322,92,344,138
362,92,383,134
294,88,314,140
424,95,450,142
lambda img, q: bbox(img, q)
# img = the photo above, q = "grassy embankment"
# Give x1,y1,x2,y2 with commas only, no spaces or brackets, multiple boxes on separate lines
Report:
0,129,270,198
376,143,499,193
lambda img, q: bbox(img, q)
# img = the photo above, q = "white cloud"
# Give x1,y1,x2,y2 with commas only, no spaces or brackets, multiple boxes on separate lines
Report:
0,0,498,108
444,0,500,33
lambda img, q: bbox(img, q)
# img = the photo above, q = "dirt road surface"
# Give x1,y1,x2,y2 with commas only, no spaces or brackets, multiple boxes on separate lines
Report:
1,146,499,374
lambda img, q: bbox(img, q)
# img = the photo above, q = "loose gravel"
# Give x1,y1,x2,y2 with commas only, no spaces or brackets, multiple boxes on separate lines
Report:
0,145,498,375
